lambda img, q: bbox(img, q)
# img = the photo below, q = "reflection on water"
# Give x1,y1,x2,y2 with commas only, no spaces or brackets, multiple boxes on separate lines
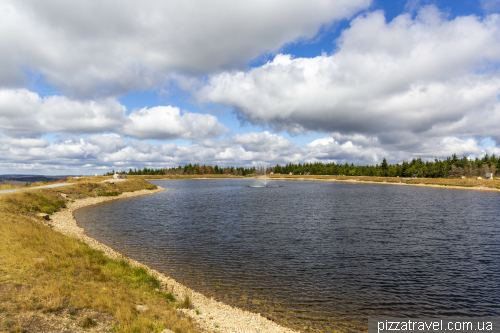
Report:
74,180,500,332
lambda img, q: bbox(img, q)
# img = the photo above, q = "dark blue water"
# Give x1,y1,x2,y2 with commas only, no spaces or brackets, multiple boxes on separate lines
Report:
74,180,500,332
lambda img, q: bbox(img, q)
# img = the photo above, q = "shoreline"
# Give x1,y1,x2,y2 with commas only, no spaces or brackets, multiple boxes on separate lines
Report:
50,186,298,333
140,175,500,193
271,177,500,192
44,177,498,331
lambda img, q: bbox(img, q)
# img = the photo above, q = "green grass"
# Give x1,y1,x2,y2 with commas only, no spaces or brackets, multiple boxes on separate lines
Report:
101,191,122,196
164,293,176,302
7,193,66,215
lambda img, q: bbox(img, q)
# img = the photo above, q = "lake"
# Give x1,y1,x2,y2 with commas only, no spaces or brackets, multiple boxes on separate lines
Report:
74,179,500,332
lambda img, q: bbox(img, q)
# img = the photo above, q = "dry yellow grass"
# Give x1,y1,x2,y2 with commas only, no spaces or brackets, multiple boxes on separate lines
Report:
0,179,199,332
0,181,52,191
0,184,16,191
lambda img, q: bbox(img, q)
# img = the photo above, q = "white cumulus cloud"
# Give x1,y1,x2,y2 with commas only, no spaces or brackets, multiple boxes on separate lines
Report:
0,89,229,141
0,0,371,97
0,89,125,137
0,131,494,174
122,106,230,140
200,6,500,154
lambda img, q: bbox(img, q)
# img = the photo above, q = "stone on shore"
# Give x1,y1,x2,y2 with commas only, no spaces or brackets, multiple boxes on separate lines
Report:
37,213,50,220
136,305,149,313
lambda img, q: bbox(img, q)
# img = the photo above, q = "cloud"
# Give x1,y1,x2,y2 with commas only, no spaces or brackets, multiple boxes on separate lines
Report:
481,0,500,13
86,134,127,153
122,106,230,140
0,0,371,97
0,131,494,174
306,136,385,164
0,89,125,137
232,131,296,152
200,6,500,154
0,89,228,140
0,136,49,148
128,140,153,154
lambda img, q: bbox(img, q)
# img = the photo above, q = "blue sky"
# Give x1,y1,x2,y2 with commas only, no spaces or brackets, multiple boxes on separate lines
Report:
1,0,500,174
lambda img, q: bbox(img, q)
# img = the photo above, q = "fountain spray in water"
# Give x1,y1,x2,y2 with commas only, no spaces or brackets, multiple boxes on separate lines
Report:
264,167,267,186
250,166,269,188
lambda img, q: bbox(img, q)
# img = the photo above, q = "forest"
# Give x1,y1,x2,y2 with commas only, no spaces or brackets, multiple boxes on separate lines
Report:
106,153,499,178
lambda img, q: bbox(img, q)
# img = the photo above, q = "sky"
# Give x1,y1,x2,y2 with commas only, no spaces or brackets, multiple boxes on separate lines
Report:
2,0,500,175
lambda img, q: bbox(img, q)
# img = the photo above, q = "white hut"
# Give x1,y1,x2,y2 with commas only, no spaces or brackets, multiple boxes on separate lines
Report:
113,173,127,179
485,172,494,180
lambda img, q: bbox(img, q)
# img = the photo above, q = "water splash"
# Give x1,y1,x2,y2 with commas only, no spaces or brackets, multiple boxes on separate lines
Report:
251,167,269,187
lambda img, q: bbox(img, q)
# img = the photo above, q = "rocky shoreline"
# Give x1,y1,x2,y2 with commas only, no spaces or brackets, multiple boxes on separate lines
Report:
49,186,298,333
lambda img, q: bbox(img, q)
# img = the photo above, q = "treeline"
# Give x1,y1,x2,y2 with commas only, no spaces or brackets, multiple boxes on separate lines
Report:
162,164,258,176
105,154,500,178
275,154,499,178
106,164,261,176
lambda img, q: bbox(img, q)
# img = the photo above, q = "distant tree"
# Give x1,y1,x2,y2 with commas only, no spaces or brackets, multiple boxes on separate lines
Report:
380,158,388,176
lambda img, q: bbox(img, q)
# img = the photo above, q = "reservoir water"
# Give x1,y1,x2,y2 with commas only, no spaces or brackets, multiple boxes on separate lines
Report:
74,179,500,332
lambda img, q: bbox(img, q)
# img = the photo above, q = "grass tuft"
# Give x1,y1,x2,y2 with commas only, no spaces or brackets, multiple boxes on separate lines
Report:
165,293,176,302
101,191,121,196
177,296,193,309
130,267,161,290
81,316,97,328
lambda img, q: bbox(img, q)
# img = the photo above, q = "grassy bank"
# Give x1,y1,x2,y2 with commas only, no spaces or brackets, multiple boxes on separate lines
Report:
0,178,198,333
273,174,500,189
125,173,500,190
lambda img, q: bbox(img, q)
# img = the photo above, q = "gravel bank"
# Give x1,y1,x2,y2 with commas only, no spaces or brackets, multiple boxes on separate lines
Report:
49,187,299,333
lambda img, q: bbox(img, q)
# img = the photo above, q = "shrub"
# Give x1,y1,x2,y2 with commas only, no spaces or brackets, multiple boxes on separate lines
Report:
165,293,176,302
81,316,97,328
177,296,192,309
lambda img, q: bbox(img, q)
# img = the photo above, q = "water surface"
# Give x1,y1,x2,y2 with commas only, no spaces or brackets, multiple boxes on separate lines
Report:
75,180,500,332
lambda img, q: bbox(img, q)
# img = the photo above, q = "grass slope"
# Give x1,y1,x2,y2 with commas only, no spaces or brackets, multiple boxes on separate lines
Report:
0,178,198,333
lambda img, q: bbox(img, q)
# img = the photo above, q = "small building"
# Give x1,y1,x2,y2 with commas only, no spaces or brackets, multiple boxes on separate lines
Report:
412,174,418,178
289,172,293,176
113,173,127,179
461,176,466,179
270,172,273,175
485,172,494,180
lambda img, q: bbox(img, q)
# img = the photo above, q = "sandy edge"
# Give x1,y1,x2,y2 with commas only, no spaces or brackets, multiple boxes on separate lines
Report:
49,186,299,333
